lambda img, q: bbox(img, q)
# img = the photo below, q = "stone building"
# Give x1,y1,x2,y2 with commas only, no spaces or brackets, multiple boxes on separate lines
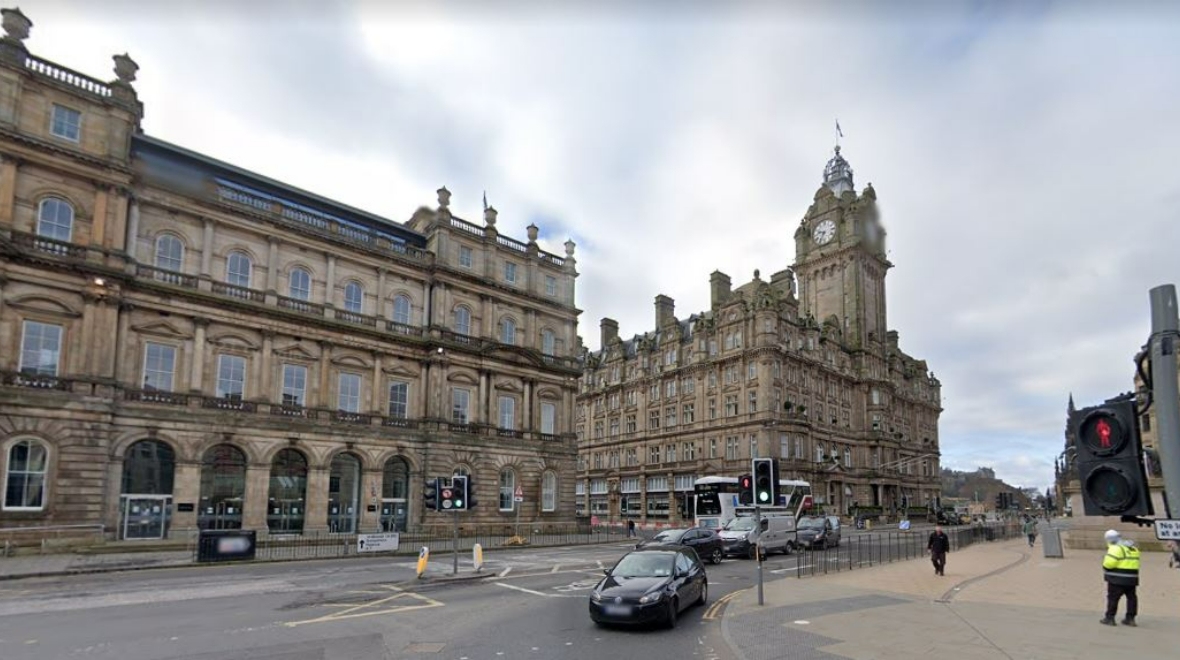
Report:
0,9,581,542
575,146,942,525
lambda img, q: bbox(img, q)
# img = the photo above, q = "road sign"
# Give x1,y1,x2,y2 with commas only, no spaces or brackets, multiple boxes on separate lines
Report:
1153,519,1180,540
356,532,400,553
514,485,524,502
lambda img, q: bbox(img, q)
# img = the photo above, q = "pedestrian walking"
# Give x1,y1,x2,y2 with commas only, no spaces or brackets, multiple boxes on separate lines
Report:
927,525,950,576
1023,518,1037,547
1169,540,1180,569
626,519,636,539
1099,529,1141,627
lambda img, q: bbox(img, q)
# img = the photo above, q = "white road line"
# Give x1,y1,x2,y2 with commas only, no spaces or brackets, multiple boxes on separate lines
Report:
498,566,512,577
495,583,552,597
550,564,561,573
596,560,604,569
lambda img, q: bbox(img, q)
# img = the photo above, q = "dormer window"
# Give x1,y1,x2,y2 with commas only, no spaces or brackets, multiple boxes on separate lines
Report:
50,104,81,142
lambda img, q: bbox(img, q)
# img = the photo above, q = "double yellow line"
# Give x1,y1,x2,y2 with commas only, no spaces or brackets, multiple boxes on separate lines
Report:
703,588,747,621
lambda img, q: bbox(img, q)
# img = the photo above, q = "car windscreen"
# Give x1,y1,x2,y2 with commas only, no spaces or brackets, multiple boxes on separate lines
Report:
724,517,756,531
612,552,676,578
797,518,825,530
651,529,687,543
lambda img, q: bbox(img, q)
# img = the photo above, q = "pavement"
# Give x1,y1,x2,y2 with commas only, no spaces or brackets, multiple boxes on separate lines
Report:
721,536,1178,660
0,549,195,580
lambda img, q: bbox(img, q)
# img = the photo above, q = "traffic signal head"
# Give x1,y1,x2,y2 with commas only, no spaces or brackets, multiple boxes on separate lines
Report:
738,474,753,505
450,475,469,511
752,458,776,506
1071,399,1153,517
424,477,440,511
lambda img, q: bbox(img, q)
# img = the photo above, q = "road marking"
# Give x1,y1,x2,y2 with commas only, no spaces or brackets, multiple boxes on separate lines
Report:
702,589,746,620
596,560,604,569
498,567,512,577
284,585,443,627
494,583,583,599
550,564,561,573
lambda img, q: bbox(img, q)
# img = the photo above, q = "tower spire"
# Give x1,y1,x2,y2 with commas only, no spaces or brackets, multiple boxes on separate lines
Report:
823,145,854,196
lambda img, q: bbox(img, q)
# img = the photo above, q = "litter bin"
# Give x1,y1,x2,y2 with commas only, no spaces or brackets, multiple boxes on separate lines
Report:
197,529,257,563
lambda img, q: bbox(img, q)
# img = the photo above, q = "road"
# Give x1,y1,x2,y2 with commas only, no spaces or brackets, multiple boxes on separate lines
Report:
0,530,927,659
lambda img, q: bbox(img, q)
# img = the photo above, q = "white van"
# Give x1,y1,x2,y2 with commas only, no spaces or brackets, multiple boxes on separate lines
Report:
718,513,797,559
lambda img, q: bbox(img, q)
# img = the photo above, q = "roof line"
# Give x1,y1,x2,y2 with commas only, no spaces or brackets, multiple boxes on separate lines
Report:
132,133,425,240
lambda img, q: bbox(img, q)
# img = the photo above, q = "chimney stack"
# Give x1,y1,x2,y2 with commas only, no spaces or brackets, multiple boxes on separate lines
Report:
655,294,675,328
710,271,732,307
600,318,619,348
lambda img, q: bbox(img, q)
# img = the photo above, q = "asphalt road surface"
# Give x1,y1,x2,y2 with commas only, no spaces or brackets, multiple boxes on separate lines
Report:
0,531,919,660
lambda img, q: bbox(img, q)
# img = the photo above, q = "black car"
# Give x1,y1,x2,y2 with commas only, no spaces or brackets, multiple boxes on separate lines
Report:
589,546,708,628
635,527,725,565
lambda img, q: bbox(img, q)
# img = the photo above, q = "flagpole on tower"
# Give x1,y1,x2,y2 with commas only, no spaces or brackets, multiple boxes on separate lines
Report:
835,119,844,148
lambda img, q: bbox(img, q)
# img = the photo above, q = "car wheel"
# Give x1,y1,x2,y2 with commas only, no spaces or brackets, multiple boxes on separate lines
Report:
697,580,708,606
665,598,679,629
710,548,723,565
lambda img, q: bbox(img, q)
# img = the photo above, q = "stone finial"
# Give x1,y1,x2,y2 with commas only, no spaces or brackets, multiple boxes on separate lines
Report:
484,205,498,227
113,53,138,83
2,7,31,41
564,239,576,257
437,186,451,209
526,223,538,243
754,269,761,279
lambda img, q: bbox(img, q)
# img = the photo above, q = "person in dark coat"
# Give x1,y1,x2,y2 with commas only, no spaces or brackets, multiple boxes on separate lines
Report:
927,525,951,576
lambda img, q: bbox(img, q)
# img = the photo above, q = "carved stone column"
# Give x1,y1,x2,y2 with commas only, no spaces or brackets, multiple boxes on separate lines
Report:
91,185,110,248
200,218,215,277
171,460,201,535
190,318,208,393
304,466,330,533
325,253,336,306
0,154,18,225
259,330,275,403
370,352,384,414
360,468,383,532
266,236,280,293
242,462,271,531
318,341,333,408
125,197,141,261
376,268,387,319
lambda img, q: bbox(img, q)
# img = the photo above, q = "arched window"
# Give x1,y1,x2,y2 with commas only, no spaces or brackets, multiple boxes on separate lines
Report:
381,457,410,533
289,267,311,301
454,306,472,337
226,251,252,288
198,444,246,530
500,317,516,345
499,468,516,512
121,439,176,495
392,295,412,325
4,439,48,510
541,471,557,512
541,329,556,356
37,197,74,242
343,282,364,314
268,448,307,534
328,453,361,533
154,235,184,272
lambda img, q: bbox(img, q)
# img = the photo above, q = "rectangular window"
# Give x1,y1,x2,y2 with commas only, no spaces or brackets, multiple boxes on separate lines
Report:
666,380,676,397
142,342,176,392
504,261,517,283
19,321,63,376
625,414,637,433
682,403,694,424
50,104,81,142
388,381,409,418
780,434,790,459
748,390,758,413
281,364,307,406
499,396,516,429
609,417,620,436
708,398,717,420
724,394,738,416
541,402,556,434
452,388,470,424
458,245,473,268
748,363,757,380
338,373,362,412
665,406,677,427
725,437,738,460
648,409,660,430
750,436,758,458
709,438,717,458
545,275,557,297
216,354,246,400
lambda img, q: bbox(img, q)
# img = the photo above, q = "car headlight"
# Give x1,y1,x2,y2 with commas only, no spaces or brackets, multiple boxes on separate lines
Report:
590,591,603,602
638,591,663,604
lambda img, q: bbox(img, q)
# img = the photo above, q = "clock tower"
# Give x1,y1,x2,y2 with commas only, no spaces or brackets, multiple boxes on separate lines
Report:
793,146,891,348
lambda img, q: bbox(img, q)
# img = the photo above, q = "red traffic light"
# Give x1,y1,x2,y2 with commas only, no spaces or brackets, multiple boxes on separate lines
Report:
740,476,752,489
1079,411,1127,456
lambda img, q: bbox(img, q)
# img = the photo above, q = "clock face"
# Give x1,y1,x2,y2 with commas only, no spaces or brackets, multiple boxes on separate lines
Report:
813,219,836,245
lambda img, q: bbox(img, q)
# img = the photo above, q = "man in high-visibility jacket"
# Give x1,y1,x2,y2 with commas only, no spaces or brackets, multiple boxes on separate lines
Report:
1100,529,1141,627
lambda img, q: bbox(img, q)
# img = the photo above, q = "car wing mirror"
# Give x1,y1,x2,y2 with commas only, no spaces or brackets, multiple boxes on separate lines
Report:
603,568,611,576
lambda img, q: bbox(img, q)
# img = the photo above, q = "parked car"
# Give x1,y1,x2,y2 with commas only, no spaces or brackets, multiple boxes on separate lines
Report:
636,527,724,564
589,546,708,628
718,514,797,559
796,515,841,549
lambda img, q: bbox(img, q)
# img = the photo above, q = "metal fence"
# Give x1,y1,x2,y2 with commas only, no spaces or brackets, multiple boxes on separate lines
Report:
200,522,630,563
791,522,1022,578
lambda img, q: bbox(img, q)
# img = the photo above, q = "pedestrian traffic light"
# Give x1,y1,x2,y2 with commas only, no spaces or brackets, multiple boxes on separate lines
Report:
450,475,468,511
439,479,458,510
466,475,478,509
738,474,753,505
424,477,440,511
752,458,776,506
1072,399,1153,517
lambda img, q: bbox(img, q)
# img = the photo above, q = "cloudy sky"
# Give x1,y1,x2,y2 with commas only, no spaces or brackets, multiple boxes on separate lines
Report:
25,0,1180,490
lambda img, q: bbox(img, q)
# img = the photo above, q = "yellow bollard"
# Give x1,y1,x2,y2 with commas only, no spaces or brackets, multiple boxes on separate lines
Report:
416,546,429,579
473,543,484,572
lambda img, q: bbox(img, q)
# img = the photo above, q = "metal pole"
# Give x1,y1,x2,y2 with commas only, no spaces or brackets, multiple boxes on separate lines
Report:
755,505,764,606
452,509,459,575
1150,285,1180,518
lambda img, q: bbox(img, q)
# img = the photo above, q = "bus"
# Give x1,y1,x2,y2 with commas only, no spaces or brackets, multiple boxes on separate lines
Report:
693,476,812,529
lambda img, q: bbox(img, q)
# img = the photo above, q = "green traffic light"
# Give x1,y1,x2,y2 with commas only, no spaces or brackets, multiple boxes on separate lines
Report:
759,492,769,502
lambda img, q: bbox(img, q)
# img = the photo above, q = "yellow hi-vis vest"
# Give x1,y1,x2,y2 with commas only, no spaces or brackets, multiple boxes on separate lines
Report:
1102,542,1141,585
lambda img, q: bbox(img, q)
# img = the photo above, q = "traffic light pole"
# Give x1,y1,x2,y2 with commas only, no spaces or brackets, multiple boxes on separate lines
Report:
1149,285,1180,518
755,505,764,606
452,509,460,575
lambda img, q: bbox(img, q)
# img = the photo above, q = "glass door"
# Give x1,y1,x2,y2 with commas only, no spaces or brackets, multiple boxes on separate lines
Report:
121,495,171,540
380,499,408,532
